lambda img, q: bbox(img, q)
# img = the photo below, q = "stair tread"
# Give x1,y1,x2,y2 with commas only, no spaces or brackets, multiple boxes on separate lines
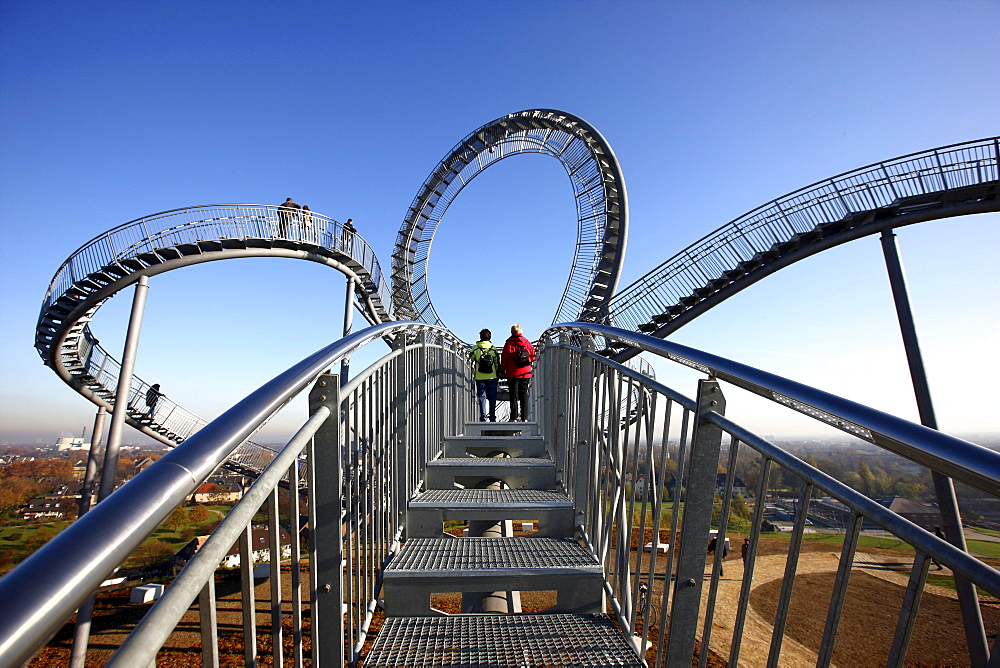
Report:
387,537,600,574
427,457,552,466
365,614,642,667
410,489,570,508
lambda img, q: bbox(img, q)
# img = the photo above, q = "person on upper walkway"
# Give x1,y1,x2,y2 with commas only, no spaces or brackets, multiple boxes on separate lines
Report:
341,218,357,253
277,198,300,237
500,324,535,422
468,329,499,422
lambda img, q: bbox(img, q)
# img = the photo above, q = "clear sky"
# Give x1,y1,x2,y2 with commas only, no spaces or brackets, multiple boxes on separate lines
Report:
1,0,997,445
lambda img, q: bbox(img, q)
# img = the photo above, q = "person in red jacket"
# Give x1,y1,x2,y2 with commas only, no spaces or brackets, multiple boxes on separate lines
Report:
500,324,536,422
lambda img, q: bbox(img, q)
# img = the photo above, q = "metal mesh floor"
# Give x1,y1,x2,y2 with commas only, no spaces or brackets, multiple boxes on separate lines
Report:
387,538,599,573
411,489,571,507
365,613,643,667
429,458,553,465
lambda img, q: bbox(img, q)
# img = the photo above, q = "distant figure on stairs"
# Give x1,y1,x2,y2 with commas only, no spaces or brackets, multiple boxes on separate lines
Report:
468,329,499,422
145,384,163,420
500,324,535,422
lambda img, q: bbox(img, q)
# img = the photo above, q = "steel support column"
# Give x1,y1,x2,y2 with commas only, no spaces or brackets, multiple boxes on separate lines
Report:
99,275,150,502
341,277,356,384
880,229,988,665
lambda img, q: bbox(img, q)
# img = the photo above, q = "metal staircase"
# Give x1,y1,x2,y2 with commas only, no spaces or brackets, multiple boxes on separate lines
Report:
368,419,643,667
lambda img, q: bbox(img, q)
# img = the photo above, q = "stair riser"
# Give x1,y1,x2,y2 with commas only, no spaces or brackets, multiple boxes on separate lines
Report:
382,573,604,617
406,507,574,539
424,468,556,490
443,438,546,458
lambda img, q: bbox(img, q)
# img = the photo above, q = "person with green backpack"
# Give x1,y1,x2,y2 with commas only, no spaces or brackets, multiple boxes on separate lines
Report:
468,328,500,422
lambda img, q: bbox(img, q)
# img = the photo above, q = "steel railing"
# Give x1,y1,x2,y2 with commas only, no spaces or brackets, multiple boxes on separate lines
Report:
606,137,999,332
0,321,471,668
537,322,1000,667
40,204,391,324
5,318,998,666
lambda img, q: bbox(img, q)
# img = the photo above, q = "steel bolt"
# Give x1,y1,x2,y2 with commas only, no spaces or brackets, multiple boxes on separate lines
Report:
322,583,331,593
687,578,696,587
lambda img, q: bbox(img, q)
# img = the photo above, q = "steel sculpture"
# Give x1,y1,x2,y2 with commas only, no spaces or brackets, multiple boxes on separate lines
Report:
391,109,628,328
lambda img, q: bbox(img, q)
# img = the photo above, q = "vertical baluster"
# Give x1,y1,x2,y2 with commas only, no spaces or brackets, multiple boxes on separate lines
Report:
267,486,283,667
766,482,814,667
239,522,257,667
198,578,219,668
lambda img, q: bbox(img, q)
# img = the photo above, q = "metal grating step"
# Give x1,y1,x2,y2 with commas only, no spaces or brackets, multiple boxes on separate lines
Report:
382,538,604,616
411,488,570,507
387,537,599,573
365,613,643,667
407,489,575,538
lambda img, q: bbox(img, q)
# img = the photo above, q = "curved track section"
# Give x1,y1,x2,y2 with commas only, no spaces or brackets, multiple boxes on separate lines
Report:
391,109,628,328
35,205,391,469
606,138,999,352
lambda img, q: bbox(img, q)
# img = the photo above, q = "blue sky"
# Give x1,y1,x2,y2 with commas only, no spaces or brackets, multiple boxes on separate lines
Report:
1,0,997,444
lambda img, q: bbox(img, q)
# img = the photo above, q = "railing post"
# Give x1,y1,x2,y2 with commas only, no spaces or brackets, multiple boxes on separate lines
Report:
417,332,429,464
572,338,597,528
551,334,571,475
665,378,726,667
393,339,410,535
308,373,344,668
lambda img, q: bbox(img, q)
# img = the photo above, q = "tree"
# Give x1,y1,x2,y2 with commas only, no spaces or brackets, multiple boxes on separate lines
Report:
131,539,174,571
164,507,187,533
189,504,210,524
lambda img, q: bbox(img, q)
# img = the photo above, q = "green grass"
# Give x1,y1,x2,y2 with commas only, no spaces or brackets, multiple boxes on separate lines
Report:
965,539,1000,559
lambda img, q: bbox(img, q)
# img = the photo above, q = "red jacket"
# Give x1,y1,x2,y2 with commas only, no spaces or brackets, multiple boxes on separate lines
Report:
500,335,535,379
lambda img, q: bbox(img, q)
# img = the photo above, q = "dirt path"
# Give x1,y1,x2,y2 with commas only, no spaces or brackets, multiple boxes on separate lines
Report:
693,551,841,667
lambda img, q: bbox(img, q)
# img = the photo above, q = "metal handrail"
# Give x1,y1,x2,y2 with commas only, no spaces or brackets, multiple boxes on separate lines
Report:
538,322,1000,665
0,320,459,667
40,204,391,323
546,322,1000,498
607,137,999,331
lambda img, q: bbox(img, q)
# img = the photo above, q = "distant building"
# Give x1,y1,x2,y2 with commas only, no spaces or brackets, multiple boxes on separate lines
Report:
55,437,90,452
133,456,158,476
878,496,941,531
716,473,749,498
189,476,245,503
174,525,292,570
20,496,73,520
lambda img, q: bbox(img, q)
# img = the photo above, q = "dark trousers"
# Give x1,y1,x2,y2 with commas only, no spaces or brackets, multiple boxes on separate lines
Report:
475,378,498,421
508,377,531,421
